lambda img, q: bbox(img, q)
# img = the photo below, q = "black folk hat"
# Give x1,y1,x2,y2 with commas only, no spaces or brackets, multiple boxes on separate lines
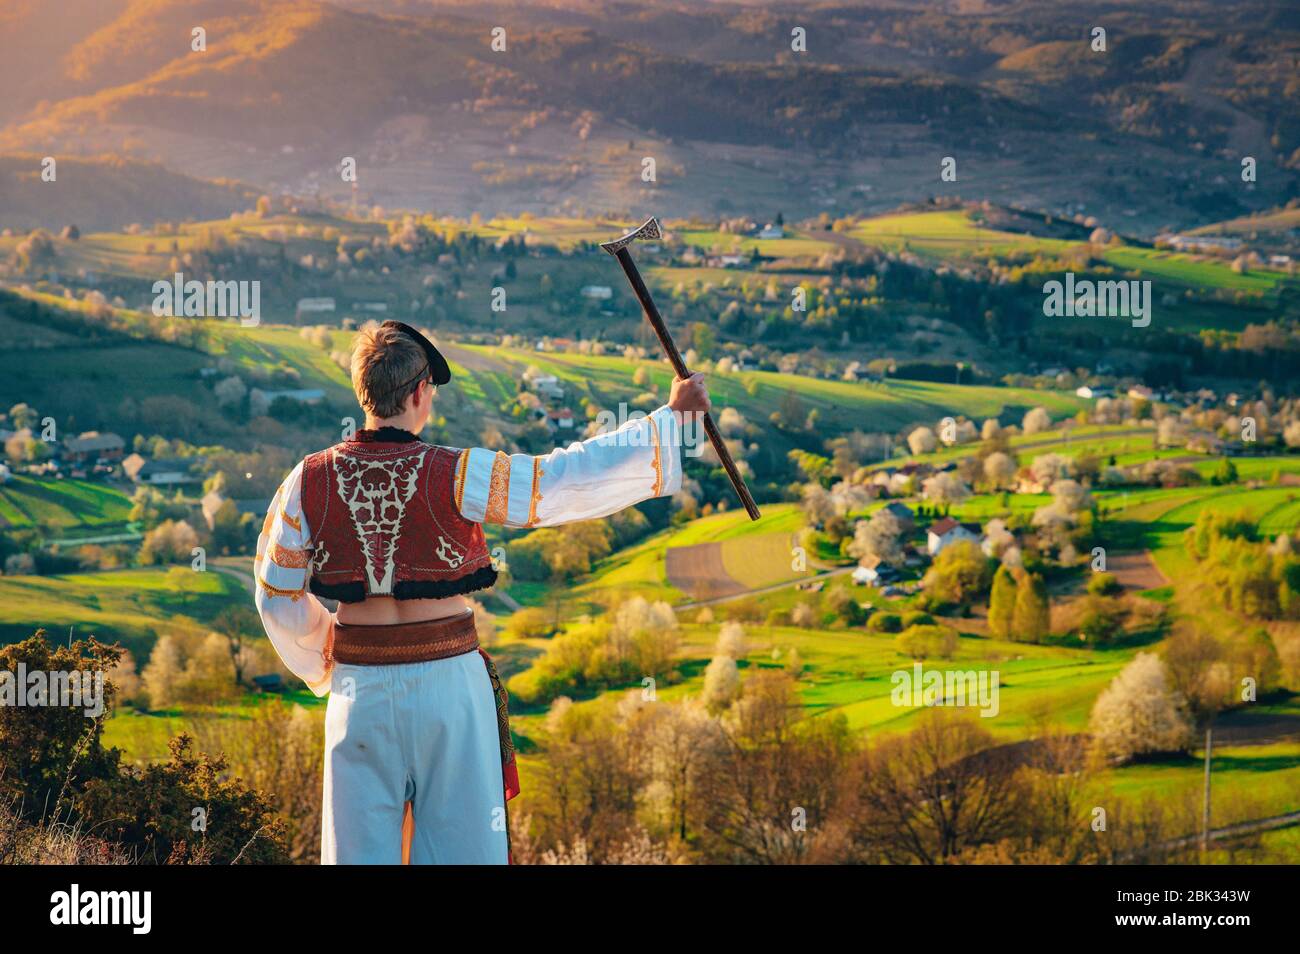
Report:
381,320,451,387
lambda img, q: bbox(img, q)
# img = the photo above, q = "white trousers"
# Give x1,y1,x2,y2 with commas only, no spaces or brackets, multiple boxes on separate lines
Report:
321,650,509,864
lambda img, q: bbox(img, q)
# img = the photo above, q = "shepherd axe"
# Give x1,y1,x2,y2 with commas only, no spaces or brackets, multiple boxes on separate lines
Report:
601,217,761,520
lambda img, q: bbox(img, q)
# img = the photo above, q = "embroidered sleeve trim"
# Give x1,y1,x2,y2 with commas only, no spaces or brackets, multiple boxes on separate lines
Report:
281,511,302,533
526,457,545,527
270,542,310,568
257,576,304,602
454,448,469,513
649,413,663,496
483,450,512,524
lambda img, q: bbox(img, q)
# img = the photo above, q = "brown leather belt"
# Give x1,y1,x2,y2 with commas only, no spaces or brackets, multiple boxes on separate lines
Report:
330,611,479,665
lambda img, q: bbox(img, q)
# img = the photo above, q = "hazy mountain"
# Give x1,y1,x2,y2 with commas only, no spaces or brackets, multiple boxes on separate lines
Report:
0,0,1295,230
0,153,259,232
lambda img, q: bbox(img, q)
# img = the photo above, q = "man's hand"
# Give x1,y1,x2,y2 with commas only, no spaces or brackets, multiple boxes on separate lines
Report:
668,371,710,414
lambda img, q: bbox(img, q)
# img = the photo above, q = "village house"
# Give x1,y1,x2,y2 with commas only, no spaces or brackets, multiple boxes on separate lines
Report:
852,554,903,586
123,455,199,486
526,374,566,401
881,501,917,530
1014,467,1048,495
201,490,269,529
580,285,613,300
545,408,576,432
61,431,125,464
756,223,785,239
295,297,336,321
852,555,883,585
842,361,873,382
926,516,983,556
1075,385,1114,400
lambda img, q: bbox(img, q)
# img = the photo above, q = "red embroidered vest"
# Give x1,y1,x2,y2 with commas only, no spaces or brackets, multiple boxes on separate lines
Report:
300,429,496,603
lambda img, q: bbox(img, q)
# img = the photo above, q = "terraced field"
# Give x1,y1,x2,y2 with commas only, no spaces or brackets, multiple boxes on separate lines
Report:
0,474,132,529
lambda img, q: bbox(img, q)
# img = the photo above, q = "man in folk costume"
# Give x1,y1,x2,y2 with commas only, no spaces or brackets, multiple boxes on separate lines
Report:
255,321,708,864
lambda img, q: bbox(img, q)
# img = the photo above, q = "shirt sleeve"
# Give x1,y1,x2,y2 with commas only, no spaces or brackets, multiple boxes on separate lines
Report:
454,403,683,528
254,461,334,696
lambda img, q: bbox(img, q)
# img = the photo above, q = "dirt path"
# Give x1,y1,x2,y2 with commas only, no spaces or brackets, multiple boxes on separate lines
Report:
210,559,256,596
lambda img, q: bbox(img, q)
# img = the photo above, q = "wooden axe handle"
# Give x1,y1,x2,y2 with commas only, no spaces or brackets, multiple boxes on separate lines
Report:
613,246,762,521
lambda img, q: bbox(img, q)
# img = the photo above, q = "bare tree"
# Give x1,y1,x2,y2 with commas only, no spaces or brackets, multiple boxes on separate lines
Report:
849,710,1026,864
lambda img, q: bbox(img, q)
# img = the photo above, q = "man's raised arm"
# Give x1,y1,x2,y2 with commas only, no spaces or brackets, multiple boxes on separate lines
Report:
455,373,708,528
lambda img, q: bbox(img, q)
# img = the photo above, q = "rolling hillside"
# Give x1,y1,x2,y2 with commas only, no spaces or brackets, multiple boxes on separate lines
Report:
0,153,259,232
1,0,1295,226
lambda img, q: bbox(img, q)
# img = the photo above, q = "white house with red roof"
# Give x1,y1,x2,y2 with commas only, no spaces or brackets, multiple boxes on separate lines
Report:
926,517,982,556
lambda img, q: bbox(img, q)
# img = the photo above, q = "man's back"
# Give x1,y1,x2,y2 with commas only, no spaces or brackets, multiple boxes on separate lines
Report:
250,320,710,863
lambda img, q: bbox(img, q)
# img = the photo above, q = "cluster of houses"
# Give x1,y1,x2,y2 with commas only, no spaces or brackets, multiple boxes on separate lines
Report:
292,297,390,323
850,501,987,595
863,460,956,498
2,424,272,533
523,374,577,434
675,223,783,270
0,428,128,480
1072,384,1156,401
0,425,220,491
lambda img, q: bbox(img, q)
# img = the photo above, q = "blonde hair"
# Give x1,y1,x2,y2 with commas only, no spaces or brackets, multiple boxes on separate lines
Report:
350,325,429,418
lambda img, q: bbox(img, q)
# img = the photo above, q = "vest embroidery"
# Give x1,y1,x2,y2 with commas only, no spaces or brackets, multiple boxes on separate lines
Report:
300,440,496,603
332,448,426,595
435,534,466,569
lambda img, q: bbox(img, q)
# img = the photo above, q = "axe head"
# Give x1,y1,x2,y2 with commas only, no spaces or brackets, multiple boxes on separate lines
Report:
600,217,661,255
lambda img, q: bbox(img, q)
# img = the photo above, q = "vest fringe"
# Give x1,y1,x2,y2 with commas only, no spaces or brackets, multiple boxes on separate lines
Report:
308,564,499,604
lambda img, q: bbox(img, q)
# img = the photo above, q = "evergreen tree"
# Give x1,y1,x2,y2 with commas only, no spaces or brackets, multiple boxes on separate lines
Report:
988,564,1018,639
1011,570,1050,643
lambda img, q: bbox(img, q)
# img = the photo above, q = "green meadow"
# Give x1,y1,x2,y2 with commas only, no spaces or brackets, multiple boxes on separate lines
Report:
0,567,244,659
0,474,131,529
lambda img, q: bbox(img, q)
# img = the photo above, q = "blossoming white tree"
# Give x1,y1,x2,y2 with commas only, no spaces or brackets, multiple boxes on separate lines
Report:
1090,652,1193,762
